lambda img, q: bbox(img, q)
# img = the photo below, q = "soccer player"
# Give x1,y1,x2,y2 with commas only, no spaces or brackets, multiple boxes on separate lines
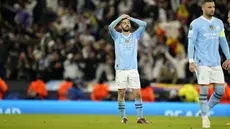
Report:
188,0,230,128
108,14,149,124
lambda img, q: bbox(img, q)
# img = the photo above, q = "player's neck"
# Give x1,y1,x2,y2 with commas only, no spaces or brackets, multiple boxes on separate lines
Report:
202,14,212,20
122,31,130,36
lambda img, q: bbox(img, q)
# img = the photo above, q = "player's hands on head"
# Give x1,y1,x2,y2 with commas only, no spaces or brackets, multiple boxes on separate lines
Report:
222,59,230,71
121,14,130,19
189,62,196,73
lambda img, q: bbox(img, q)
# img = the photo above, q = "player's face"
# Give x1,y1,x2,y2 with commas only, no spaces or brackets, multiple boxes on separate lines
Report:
121,19,131,32
202,2,215,17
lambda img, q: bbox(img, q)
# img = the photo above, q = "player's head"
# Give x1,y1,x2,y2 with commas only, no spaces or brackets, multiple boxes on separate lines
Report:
201,0,215,18
120,18,131,32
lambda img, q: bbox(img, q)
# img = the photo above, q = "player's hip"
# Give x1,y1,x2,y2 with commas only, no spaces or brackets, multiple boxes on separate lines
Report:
114,62,138,70
196,66,225,84
194,58,221,66
115,69,141,89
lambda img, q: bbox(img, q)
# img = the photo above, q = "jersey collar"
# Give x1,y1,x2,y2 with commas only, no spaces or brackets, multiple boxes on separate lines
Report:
201,16,214,23
122,33,131,38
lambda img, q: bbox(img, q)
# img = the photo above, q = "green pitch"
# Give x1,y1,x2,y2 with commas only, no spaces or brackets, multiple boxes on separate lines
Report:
0,115,229,129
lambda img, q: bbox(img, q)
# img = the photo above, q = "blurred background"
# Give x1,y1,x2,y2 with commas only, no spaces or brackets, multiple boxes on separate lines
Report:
0,0,230,105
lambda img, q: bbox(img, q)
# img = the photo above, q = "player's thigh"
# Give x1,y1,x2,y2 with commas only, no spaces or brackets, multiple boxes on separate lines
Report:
196,66,211,85
210,66,225,84
116,70,128,89
127,69,141,89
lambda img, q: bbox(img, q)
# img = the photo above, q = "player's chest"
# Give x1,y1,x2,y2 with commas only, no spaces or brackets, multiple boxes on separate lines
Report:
118,37,135,50
198,24,221,39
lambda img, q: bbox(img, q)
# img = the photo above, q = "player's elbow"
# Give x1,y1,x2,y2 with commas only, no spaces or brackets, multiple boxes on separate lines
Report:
142,22,147,28
108,25,114,30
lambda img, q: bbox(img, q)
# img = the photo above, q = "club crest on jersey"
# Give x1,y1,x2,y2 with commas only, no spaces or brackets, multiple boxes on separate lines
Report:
209,25,214,30
125,39,129,43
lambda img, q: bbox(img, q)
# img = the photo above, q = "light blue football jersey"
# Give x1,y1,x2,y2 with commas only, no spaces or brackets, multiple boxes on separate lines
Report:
109,18,146,70
188,16,225,66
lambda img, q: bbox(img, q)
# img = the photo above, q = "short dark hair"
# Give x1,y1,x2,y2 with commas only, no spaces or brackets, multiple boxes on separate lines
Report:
202,0,214,5
119,18,128,24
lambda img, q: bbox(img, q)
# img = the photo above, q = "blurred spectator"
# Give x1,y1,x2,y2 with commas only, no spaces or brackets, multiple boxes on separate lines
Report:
66,79,84,100
141,85,155,102
27,76,47,100
6,43,20,79
63,53,83,80
179,84,199,103
95,43,114,82
91,78,109,101
165,51,188,84
168,89,181,102
0,77,8,99
220,84,230,103
58,78,72,100
139,48,154,81
157,60,177,83
118,0,133,15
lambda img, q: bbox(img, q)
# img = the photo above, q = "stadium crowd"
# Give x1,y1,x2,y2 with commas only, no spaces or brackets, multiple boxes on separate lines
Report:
0,0,230,102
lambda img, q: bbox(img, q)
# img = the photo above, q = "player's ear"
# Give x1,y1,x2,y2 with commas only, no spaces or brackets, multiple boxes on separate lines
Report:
201,6,204,12
201,3,205,11
119,24,122,30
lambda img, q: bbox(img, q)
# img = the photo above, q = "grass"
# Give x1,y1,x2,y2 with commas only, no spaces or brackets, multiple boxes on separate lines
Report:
0,115,229,129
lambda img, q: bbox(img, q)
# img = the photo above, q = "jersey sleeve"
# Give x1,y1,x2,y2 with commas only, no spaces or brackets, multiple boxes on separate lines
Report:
187,21,198,62
108,17,122,40
188,21,198,40
130,17,147,40
219,20,230,59
219,20,225,38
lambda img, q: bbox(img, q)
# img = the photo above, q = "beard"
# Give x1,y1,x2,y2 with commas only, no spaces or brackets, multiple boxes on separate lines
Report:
122,26,131,32
206,12,214,17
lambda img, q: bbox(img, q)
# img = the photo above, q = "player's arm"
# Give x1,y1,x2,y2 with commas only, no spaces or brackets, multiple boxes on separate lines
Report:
129,17,147,39
219,26,230,70
187,22,198,72
108,17,122,40
219,29,230,60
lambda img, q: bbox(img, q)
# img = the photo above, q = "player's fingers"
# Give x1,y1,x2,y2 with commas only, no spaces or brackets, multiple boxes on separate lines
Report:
222,62,227,69
225,63,230,69
222,63,226,69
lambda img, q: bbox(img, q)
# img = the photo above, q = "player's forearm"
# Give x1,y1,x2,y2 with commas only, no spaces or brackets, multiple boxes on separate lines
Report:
188,38,195,62
220,37,230,59
129,17,147,27
108,17,122,29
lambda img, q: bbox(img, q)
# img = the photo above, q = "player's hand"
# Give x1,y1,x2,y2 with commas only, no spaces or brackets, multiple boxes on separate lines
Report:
121,14,130,19
222,59,230,71
189,62,196,73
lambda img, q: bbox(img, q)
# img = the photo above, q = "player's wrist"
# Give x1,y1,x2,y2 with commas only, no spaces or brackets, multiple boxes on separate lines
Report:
189,59,194,63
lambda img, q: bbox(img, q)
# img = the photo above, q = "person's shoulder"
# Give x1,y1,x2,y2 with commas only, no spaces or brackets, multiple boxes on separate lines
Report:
114,32,121,37
213,17,223,24
190,17,203,26
189,18,200,30
213,17,222,21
